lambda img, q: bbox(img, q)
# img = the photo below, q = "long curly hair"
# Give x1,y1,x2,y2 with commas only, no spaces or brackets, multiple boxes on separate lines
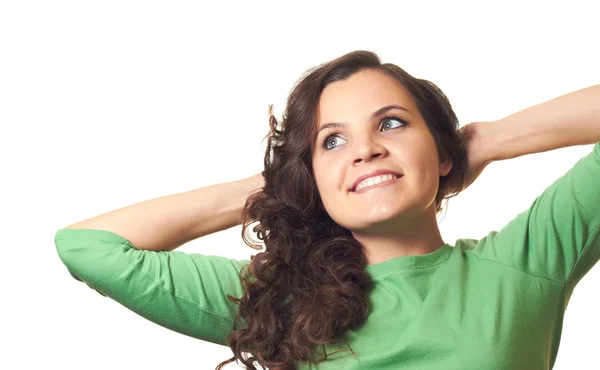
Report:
215,50,469,370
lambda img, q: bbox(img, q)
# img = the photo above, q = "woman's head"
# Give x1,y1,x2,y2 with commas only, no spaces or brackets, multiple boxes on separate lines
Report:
312,68,455,237
216,50,468,370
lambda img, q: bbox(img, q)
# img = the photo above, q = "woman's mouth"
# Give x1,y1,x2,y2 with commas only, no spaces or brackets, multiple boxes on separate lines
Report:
351,174,403,193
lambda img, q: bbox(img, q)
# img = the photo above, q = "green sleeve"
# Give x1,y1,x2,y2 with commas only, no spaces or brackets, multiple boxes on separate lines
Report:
54,228,251,346
474,142,600,288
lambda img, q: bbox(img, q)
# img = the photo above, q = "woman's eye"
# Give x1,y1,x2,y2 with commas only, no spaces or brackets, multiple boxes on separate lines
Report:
321,116,407,150
322,135,343,150
381,117,406,131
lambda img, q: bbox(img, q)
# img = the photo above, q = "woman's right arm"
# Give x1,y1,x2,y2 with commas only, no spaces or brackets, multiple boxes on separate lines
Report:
54,228,253,345
62,173,265,251
54,173,265,345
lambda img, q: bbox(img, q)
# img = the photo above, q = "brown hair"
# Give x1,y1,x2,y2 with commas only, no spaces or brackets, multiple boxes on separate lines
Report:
216,50,469,369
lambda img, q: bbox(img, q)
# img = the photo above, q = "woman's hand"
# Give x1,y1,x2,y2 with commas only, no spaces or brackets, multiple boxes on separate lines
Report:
458,122,492,192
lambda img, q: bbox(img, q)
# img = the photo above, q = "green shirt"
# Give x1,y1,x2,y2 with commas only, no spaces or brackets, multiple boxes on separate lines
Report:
55,142,600,369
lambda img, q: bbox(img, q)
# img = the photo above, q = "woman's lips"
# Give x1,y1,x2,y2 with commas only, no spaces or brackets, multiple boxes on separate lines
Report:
351,175,403,194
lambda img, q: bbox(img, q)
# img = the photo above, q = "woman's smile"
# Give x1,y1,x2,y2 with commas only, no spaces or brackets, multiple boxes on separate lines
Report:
351,175,403,194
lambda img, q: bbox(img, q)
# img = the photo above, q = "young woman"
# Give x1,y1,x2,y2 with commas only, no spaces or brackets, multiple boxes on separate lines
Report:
55,50,600,369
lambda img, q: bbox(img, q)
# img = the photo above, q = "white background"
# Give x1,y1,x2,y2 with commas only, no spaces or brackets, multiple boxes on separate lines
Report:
1,1,599,369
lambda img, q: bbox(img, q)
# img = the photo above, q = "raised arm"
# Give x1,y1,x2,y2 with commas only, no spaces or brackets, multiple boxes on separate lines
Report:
63,173,264,251
468,84,600,288
55,173,265,345
477,84,600,162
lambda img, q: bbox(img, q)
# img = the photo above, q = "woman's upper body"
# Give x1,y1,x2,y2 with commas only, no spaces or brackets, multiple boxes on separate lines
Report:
55,142,600,370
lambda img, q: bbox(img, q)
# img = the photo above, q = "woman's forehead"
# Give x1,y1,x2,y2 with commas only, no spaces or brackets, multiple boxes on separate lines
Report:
317,73,413,123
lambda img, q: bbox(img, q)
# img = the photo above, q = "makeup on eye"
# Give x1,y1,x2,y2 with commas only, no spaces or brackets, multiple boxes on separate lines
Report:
319,114,409,150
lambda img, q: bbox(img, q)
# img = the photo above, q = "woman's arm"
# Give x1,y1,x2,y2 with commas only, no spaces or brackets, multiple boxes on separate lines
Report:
477,84,600,162
63,173,265,252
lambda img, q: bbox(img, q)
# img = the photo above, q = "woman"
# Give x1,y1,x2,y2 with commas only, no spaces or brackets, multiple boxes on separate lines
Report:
55,50,600,369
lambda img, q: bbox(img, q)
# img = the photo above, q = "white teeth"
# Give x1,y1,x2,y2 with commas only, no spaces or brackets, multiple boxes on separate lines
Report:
355,174,398,191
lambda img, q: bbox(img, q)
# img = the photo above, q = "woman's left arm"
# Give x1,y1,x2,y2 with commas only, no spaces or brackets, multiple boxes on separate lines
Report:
477,84,600,163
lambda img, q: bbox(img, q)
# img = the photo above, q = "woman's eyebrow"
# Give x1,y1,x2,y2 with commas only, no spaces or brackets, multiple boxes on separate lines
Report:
316,104,410,136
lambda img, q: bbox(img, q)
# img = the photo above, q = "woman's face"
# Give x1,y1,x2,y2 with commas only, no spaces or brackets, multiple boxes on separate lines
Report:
311,69,452,233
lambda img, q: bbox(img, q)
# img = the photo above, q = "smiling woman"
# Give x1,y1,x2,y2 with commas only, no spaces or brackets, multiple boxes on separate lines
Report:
55,49,600,370
311,68,461,265
215,50,472,369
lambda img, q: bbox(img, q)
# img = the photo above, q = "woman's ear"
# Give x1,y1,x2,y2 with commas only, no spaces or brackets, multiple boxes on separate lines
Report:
440,157,453,177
